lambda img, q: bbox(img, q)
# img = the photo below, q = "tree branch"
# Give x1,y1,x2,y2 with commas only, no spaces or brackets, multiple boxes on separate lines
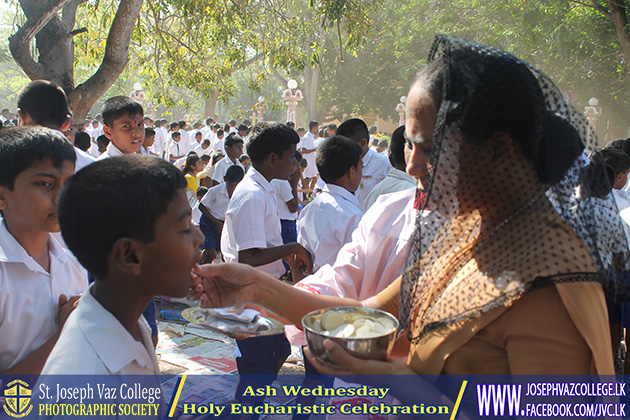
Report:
268,62,288,86
68,0,143,119
62,0,87,29
568,0,611,16
9,0,73,80
606,0,630,71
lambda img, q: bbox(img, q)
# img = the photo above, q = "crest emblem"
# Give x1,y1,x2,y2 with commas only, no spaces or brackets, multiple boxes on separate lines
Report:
3,379,33,418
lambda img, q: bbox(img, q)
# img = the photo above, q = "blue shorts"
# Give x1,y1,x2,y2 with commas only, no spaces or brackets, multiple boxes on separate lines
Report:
199,215,221,251
235,333,291,376
280,219,297,244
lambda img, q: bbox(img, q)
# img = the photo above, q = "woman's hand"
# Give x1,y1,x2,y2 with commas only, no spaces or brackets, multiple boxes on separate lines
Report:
189,263,260,308
303,339,415,376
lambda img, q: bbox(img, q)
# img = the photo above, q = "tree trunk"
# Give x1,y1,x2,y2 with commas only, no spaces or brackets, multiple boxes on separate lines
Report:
304,63,322,122
607,1,630,74
204,92,219,118
11,0,143,123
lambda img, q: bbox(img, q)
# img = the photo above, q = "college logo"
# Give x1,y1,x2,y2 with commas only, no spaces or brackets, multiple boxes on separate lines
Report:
3,379,33,418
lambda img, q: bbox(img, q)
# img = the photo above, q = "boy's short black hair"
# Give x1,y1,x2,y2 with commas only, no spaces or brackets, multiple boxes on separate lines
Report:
74,131,91,152
316,135,363,183
145,127,156,138
170,122,179,130
336,118,369,143
17,80,70,129
196,186,208,198
101,96,143,127
225,165,245,183
225,134,244,149
246,122,299,165
97,134,110,148
601,148,630,174
0,126,76,190
58,155,187,278
217,129,224,137
202,139,211,147
238,154,250,163
309,120,319,130
200,154,211,163
172,131,181,139
390,125,407,167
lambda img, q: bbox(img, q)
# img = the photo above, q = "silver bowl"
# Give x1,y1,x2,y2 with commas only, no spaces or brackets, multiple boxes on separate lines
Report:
302,307,399,366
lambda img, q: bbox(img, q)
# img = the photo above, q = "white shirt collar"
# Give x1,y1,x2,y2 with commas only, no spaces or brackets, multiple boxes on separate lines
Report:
362,148,376,166
388,168,416,183
0,220,68,269
322,183,360,207
247,167,276,194
105,142,124,157
79,286,157,373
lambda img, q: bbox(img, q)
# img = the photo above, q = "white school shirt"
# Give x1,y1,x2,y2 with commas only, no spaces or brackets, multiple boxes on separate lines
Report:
0,221,88,371
212,156,245,184
362,168,416,212
301,132,318,178
74,146,96,172
297,183,363,272
355,148,392,207
167,140,185,160
41,285,159,375
613,189,630,212
212,138,225,156
286,188,419,346
221,168,286,277
271,179,298,221
96,142,125,160
200,183,231,221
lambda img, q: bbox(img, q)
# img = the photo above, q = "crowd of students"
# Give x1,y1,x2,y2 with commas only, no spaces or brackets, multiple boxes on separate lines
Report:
5,33,630,420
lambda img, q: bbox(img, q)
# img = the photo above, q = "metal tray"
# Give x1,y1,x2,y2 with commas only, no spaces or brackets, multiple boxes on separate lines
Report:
181,307,284,339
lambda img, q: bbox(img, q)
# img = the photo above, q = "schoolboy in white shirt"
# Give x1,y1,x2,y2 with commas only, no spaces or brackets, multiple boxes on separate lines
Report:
96,96,145,160
17,80,96,172
199,165,245,264
297,136,364,276
168,131,186,163
212,135,245,186
42,155,204,375
337,118,392,207
363,125,416,211
0,127,87,375
220,122,312,418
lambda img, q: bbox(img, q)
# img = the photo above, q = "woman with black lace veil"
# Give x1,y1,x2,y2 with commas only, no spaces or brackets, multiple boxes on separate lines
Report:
191,35,628,377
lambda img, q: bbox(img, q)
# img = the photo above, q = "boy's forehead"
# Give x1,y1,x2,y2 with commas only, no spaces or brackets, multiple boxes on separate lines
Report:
114,112,144,122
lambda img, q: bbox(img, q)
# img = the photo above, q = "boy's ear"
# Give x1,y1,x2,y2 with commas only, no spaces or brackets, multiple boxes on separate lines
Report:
17,109,34,127
102,124,114,140
60,115,71,132
111,237,142,277
0,185,7,211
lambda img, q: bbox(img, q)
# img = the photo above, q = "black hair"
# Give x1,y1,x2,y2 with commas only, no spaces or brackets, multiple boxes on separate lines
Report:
170,122,180,130
74,131,91,152
172,131,181,139
242,119,251,127
295,150,303,162
178,120,187,128
200,154,211,162
217,129,224,137
580,161,614,199
97,134,110,148
212,152,224,165
17,80,70,129
225,165,245,183
183,154,201,175
145,127,156,138
601,148,630,174
309,120,319,130
369,125,378,134
205,117,214,125
416,52,582,184
246,122,300,165
336,118,369,144
390,125,407,167
316,135,363,183
196,186,208,198
101,96,143,127
237,124,248,132
286,121,295,128
238,154,250,163
228,119,236,126
58,155,187,278
202,139,211,146
0,127,76,190
225,134,244,149
378,139,388,148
